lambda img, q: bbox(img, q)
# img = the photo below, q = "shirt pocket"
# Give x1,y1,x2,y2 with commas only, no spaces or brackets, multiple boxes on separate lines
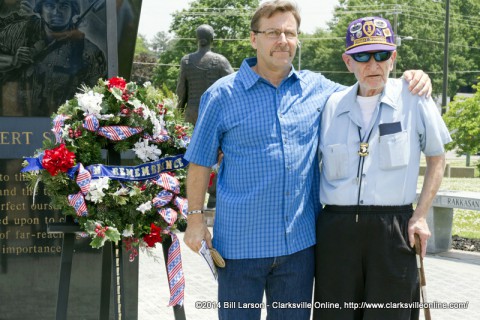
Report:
322,144,349,180
379,131,410,170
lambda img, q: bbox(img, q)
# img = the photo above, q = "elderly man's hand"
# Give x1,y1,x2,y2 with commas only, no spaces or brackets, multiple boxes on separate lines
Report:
408,215,431,258
403,70,432,98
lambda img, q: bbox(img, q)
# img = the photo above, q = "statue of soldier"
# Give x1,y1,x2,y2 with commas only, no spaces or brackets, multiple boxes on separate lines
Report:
176,24,233,125
176,24,233,209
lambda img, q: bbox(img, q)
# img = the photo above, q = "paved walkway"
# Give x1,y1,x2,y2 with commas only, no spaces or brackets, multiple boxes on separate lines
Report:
138,230,480,320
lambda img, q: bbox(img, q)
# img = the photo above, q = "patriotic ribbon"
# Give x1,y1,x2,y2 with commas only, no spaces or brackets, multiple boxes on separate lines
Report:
76,163,92,195
166,233,185,306
68,192,88,217
83,114,143,141
143,132,170,143
152,186,187,306
174,196,188,219
152,173,181,194
152,190,174,207
158,208,178,227
87,155,188,181
52,114,71,144
152,190,188,223
66,163,93,216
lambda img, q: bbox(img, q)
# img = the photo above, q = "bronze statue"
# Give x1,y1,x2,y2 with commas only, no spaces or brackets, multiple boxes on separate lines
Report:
177,24,232,209
176,24,233,125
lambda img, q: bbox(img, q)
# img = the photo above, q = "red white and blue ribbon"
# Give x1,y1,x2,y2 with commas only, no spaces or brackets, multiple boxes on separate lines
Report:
143,132,170,143
83,114,143,141
158,208,178,227
152,190,174,207
52,114,71,143
167,233,185,306
174,196,188,219
68,192,88,217
76,163,92,195
153,173,181,194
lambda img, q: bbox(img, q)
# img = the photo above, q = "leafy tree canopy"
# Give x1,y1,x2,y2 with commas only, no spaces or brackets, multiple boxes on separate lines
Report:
443,77,480,157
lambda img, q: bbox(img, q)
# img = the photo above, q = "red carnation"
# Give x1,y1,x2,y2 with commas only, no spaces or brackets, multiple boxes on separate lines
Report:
107,77,127,91
143,223,163,247
41,144,76,176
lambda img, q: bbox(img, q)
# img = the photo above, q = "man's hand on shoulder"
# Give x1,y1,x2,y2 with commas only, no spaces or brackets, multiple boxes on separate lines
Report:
403,70,432,98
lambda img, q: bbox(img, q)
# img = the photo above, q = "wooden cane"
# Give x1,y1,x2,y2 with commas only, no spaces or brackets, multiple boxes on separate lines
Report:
415,233,432,320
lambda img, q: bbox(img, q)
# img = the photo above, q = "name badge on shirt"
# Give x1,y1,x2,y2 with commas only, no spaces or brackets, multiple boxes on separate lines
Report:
358,142,369,157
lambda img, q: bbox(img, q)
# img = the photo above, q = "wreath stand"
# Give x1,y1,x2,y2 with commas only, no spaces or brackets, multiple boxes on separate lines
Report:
47,148,186,320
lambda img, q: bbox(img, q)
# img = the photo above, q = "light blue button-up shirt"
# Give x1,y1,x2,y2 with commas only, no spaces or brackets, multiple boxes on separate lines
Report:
185,58,342,259
320,79,452,206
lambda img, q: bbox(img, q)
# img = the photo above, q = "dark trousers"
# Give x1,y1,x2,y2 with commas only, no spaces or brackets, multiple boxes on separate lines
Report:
314,205,420,320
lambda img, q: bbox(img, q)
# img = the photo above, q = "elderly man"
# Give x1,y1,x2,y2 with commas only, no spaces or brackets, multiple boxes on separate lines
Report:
314,16,451,320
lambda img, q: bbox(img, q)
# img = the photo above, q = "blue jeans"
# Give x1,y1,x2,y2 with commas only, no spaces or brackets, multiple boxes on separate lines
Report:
217,246,314,320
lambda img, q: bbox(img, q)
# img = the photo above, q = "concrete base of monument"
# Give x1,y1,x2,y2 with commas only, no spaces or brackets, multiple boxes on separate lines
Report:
415,190,480,253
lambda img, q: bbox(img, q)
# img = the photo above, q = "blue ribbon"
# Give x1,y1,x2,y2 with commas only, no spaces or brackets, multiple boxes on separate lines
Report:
22,154,189,182
21,155,44,172
86,155,188,181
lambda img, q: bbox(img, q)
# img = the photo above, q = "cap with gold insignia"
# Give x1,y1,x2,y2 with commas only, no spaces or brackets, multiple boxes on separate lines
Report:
345,16,396,54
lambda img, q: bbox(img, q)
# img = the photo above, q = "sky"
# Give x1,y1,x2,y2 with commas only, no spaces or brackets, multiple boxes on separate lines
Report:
137,0,340,41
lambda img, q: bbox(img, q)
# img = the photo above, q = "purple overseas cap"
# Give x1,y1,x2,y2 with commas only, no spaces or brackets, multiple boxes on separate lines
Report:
345,17,396,54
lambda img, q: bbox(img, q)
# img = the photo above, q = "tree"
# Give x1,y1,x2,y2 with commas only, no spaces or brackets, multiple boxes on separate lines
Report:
152,0,259,92
132,35,156,83
134,34,153,56
150,31,173,58
443,79,480,166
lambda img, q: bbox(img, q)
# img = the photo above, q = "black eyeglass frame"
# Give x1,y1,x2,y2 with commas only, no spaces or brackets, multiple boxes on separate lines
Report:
349,51,393,63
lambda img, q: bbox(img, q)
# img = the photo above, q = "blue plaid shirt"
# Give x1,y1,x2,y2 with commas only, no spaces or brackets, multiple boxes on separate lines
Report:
184,58,343,259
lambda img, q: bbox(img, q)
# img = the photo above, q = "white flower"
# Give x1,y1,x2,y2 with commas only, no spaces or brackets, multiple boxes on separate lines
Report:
85,177,110,203
61,124,72,139
135,103,150,120
136,201,152,214
163,98,176,110
113,187,129,196
133,139,162,162
98,114,115,120
151,115,166,139
122,224,134,237
76,91,104,116
143,81,152,87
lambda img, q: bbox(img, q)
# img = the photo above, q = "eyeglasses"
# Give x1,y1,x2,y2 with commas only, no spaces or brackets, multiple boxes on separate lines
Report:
252,28,299,40
350,51,392,63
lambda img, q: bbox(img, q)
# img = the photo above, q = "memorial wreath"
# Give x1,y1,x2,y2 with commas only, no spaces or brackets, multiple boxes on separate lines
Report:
21,77,192,266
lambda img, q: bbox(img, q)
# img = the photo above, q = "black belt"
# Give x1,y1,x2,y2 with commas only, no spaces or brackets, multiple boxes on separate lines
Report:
323,205,413,214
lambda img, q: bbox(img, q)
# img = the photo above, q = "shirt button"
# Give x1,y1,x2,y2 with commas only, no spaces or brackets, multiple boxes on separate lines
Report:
362,173,366,178
279,114,283,118
360,200,364,204
285,192,290,196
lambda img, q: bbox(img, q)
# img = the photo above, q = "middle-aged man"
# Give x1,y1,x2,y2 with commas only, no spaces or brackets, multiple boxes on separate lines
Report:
314,16,451,320
183,1,432,319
